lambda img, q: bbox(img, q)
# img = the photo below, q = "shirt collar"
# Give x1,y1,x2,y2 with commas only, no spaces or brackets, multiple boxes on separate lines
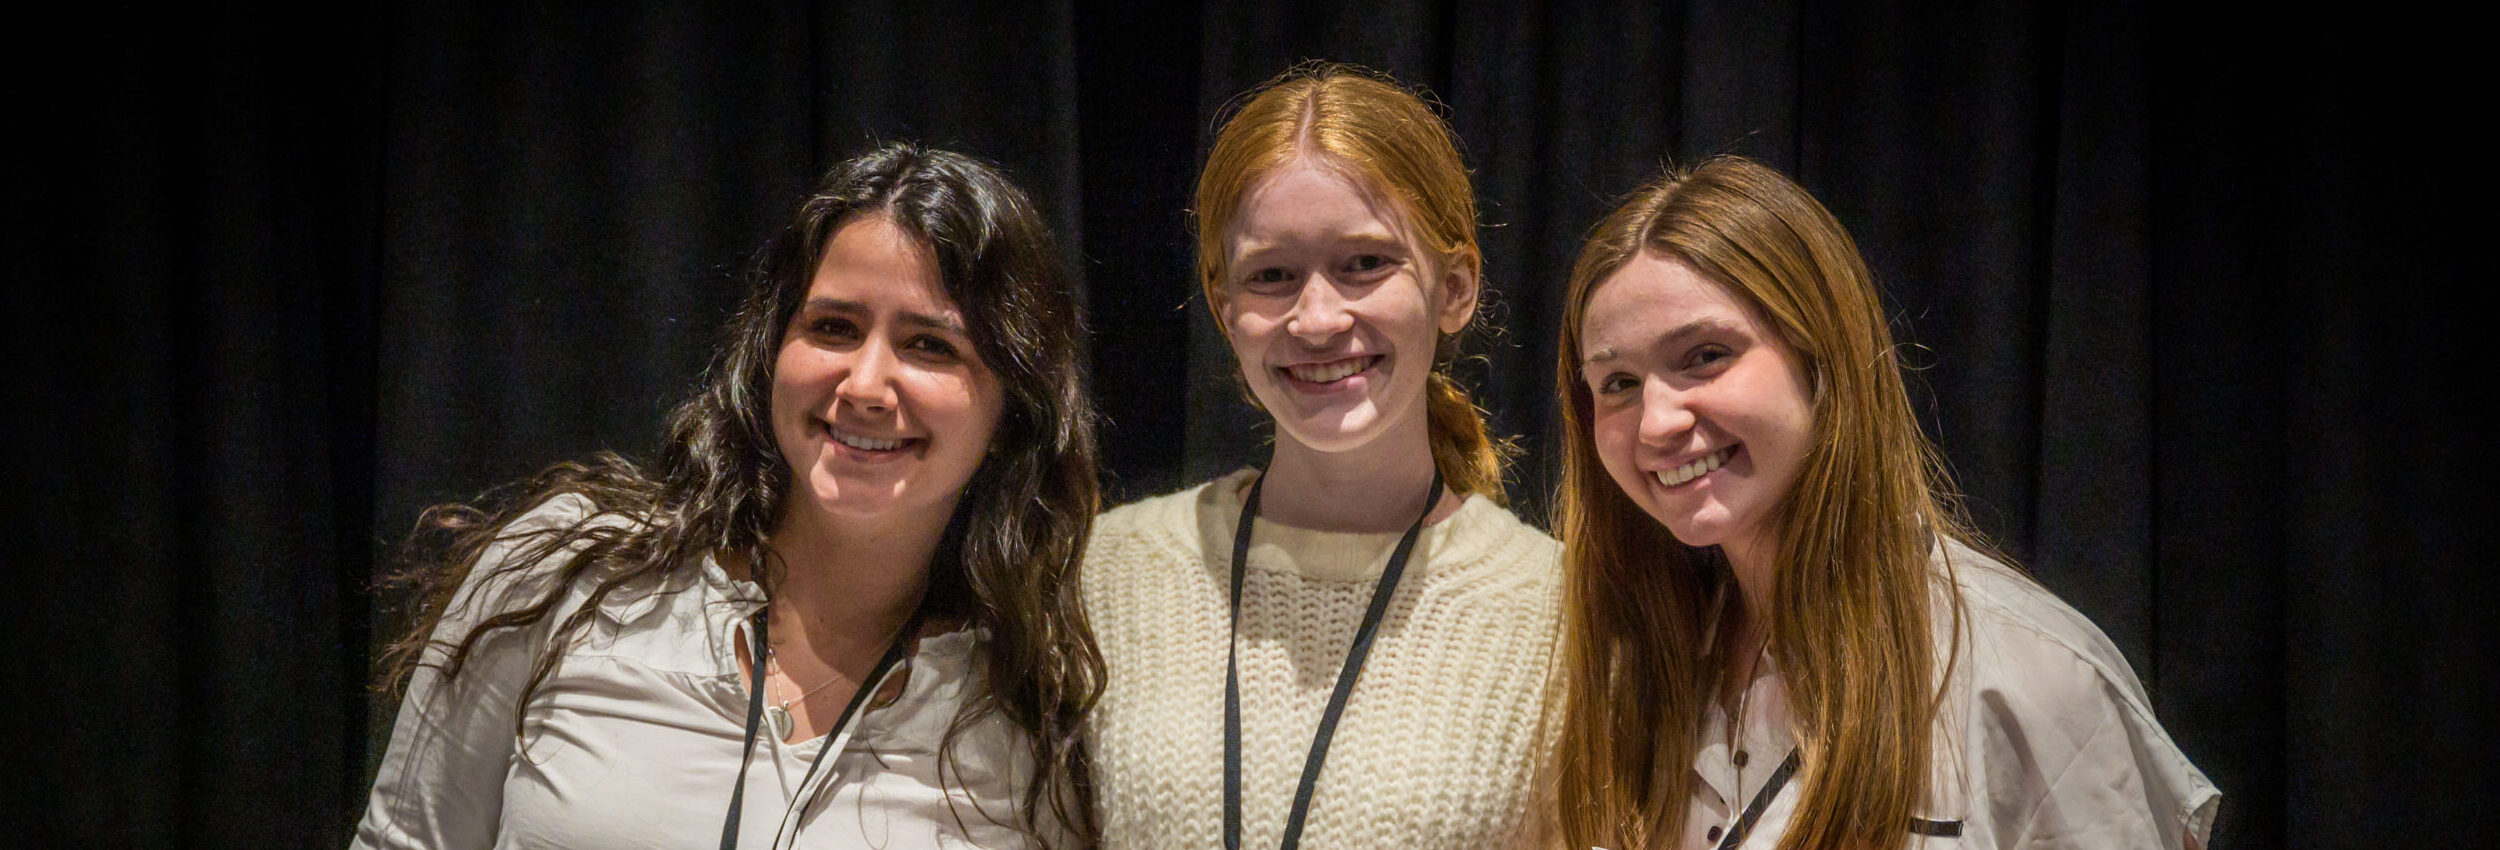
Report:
1692,647,1794,810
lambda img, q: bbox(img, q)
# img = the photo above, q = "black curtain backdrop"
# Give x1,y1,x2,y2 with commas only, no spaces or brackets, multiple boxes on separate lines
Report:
6,1,2484,846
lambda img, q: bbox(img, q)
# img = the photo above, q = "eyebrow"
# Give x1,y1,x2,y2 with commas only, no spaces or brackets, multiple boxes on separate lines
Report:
1580,317,1744,367
1231,231,1409,264
802,297,966,336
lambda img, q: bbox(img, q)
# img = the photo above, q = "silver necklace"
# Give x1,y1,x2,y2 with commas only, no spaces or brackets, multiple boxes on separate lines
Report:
1726,645,1756,793
763,645,850,741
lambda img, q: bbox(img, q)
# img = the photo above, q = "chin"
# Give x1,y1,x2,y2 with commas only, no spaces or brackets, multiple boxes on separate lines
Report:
1647,503,1746,551
797,465,903,516
1659,523,1719,550
1275,409,1385,453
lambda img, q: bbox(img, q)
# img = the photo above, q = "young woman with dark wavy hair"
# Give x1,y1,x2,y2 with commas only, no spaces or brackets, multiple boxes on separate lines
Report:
1549,157,2217,849
353,143,1103,849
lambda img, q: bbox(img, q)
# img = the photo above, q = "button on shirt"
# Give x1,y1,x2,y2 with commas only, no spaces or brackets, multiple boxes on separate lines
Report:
1680,542,2221,849
353,496,1050,850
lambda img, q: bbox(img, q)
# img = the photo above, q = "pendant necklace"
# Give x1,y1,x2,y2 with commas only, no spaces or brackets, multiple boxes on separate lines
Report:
1728,645,1757,802
722,605,923,850
1713,613,1801,850
763,633,858,741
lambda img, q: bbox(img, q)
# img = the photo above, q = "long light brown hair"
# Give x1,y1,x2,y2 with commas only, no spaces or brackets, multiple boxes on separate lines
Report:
376,143,1104,846
1550,156,1976,849
1193,62,1514,501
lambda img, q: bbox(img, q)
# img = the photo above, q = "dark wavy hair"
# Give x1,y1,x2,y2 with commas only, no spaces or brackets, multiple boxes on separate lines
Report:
375,142,1103,845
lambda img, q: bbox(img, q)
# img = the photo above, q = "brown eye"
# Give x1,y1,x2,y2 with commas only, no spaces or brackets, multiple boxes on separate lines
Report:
810,316,861,340
1684,345,1733,372
907,335,960,360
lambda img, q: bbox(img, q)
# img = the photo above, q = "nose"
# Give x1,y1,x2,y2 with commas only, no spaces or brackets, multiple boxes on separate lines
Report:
834,337,900,412
1283,276,1354,342
1637,377,1696,447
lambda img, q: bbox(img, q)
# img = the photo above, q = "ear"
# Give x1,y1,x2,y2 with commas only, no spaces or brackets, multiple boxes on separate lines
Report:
1435,250,1482,335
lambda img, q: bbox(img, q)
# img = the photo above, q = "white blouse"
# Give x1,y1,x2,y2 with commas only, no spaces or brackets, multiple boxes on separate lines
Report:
353,496,1052,850
1679,542,2221,850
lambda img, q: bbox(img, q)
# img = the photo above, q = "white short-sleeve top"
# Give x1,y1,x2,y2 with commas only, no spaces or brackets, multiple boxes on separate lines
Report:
1680,542,2222,850
352,496,1051,850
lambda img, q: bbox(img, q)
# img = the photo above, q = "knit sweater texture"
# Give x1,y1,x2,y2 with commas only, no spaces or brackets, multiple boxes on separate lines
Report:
1083,469,1566,849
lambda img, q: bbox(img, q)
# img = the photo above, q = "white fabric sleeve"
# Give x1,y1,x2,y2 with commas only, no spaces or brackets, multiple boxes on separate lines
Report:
2002,680,2222,849
1981,629,2222,850
350,496,593,850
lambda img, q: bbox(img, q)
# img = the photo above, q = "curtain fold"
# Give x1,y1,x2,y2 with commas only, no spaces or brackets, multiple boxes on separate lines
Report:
5,2,2476,846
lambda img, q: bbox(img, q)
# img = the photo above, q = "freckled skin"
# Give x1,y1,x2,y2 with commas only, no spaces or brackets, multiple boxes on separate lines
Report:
1218,163,1475,458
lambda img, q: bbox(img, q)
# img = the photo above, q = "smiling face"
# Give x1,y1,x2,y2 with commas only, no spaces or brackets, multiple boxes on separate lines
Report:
1217,162,1477,456
1578,251,1815,562
770,215,1002,532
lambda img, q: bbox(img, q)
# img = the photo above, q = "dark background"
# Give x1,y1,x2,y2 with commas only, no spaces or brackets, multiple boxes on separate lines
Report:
5,1,2485,847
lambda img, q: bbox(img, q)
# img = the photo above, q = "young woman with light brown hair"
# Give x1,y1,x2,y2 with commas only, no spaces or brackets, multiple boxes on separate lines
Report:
1549,157,2218,849
1080,64,1564,849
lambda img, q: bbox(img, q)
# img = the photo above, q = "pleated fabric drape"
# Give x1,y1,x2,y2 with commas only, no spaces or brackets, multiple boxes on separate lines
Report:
5,2,2479,846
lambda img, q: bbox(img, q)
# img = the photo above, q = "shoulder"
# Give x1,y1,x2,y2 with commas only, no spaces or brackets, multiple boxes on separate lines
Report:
889,621,995,716
870,623,1043,777
1936,541,2222,846
1415,496,1564,606
1940,542,2151,712
445,493,645,624
1088,469,1257,565
479,492,636,560
1440,496,1562,564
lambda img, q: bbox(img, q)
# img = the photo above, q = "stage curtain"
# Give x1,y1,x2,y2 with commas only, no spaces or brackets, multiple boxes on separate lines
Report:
5,1,2478,846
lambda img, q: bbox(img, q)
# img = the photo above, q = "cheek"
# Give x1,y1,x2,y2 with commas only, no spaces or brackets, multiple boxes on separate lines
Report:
914,373,1002,444
1748,369,1818,472
1589,407,1644,487
1364,277,1437,338
1222,314,1287,388
1217,303,1266,353
966,387,1006,447
1224,321,1266,364
767,346,813,425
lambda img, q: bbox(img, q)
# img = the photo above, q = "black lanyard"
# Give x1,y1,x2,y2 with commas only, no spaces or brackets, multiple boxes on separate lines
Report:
1714,748,1800,850
719,605,921,850
1706,747,1963,845
1224,466,1442,850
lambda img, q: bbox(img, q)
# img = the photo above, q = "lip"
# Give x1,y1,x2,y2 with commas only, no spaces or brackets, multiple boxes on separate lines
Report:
1651,444,1740,490
818,420,922,462
1275,354,1382,393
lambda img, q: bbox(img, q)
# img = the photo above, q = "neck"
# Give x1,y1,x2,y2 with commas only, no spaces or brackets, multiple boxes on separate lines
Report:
1717,531,1778,690
760,500,947,652
1723,535,1777,623
1257,419,1448,533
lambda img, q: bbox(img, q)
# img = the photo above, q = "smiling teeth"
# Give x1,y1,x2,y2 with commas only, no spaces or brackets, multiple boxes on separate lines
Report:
830,428,904,452
1657,446,1737,487
1288,358,1371,384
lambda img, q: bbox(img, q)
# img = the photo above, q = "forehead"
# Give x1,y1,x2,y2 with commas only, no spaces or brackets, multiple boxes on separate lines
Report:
807,216,962,316
1580,251,1763,346
1226,161,1414,252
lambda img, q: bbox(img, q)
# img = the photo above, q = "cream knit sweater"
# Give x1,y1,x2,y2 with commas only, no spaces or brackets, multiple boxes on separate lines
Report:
1083,469,1565,849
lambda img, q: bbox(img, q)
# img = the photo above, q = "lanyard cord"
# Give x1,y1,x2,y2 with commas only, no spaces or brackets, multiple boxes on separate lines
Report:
1224,465,1442,850
1715,748,1800,850
720,605,923,850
